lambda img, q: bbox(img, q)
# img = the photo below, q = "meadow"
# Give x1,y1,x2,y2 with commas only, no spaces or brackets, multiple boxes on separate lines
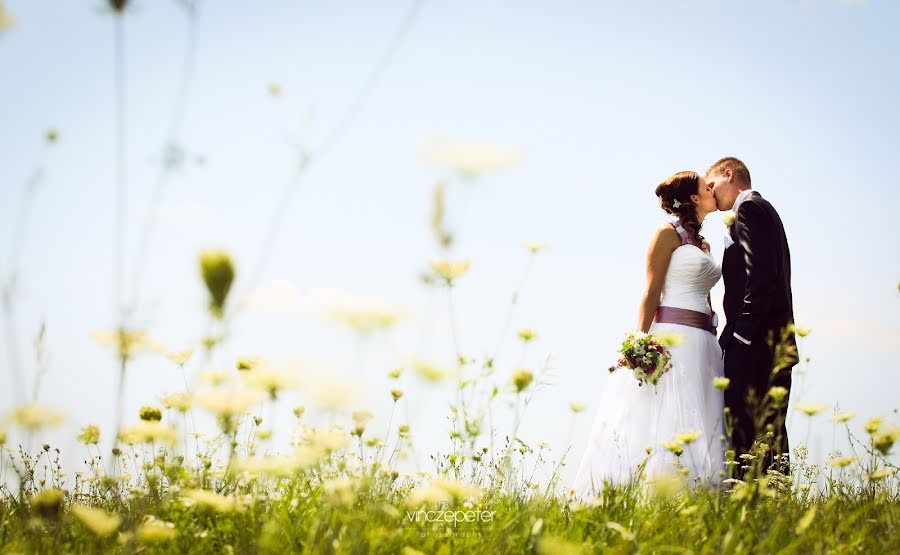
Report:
2,1,900,553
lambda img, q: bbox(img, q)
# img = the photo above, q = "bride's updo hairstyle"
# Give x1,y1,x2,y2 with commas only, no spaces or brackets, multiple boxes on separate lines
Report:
655,171,704,245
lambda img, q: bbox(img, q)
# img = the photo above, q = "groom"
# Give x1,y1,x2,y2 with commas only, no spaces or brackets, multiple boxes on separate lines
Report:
706,157,795,475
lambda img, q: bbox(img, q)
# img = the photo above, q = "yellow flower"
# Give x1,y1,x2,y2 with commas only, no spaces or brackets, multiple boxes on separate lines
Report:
165,349,194,366
199,250,235,319
795,403,827,416
351,410,374,436
0,2,18,31
655,331,684,347
77,425,101,445
767,386,789,403
11,404,65,430
722,210,736,226
72,505,121,537
523,241,547,253
236,356,260,371
136,516,176,543
31,489,65,520
663,441,684,457
240,367,300,400
831,411,857,423
117,422,177,446
410,359,457,382
231,454,313,479
298,427,352,453
428,259,471,284
417,138,522,179
388,368,403,379
160,393,192,412
139,406,162,422
517,328,538,342
91,329,162,359
198,369,232,386
674,430,702,445
324,478,358,507
0,430,6,445
391,388,404,401
569,402,585,413
293,406,305,419
873,427,898,455
713,377,731,390
829,455,858,468
195,389,264,417
46,128,59,143
327,301,406,334
267,83,282,97
789,324,811,337
512,368,534,392
864,417,883,435
183,489,244,513
867,468,897,481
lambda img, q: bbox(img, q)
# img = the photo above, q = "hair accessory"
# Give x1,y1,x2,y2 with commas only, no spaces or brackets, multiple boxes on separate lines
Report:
672,199,682,209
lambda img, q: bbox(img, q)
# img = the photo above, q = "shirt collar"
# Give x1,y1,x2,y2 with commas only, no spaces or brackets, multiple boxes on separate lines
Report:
731,189,755,214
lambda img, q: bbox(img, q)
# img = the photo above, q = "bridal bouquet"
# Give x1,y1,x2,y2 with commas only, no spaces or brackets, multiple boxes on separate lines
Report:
608,331,673,387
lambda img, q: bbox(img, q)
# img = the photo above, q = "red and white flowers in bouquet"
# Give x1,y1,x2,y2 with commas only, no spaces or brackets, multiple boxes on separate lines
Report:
608,331,674,387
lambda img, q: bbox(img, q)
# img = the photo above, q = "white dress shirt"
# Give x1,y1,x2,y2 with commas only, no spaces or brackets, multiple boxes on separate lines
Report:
724,189,755,345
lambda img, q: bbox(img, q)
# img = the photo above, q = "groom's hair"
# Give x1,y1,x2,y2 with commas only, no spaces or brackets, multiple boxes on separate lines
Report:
706,157,751,185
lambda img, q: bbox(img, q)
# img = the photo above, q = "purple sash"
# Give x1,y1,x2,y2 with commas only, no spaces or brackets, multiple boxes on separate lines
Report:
654,306,717,335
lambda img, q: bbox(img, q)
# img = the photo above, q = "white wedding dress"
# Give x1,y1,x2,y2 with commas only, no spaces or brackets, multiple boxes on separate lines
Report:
573,231,726,499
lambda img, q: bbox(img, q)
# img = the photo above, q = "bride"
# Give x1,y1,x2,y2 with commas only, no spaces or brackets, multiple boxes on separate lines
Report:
573,170,726,498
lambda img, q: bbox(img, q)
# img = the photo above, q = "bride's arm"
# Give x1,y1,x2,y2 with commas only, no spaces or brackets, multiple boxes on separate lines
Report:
637,225,680,333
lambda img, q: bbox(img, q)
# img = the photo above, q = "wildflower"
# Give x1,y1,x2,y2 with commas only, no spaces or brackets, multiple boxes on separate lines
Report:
517,328,537,342
241,367,300,400
417,138,521,179
183,489,244,513
663,441,684,457
795,403,827,416
0,430,6,444
160,393,192,412
46,128,59,143
674,430,702,445
198,369,231,386
713,377,730,390
0,2,17,31
139,406,162,422
411,359,457,382
569,402,585,413
398,424,410,438
873,427,898,455
199,250,235,319
77,425,101,445
388,368,403,379
512,368,534,392
71,505,121,537
864,417,883,434
117,422,178,446
351,411,374,436
236,356,260,371
867,468,897,480
12,404,65,430
31,489,65,520
165,349,194,366
194,388,263,417
831,411,857,423
324,295,407,334
605,521,636,542
300,428,352,453
789,324,811,337
136,516,176,543
829,455,857,468
722,210,736,226
293,406,305,419
795,505,817,534
428,259,471,285
391,388,404,401
767,386,789,403
324,478,358,507
523,241,547,253
91,329,162,359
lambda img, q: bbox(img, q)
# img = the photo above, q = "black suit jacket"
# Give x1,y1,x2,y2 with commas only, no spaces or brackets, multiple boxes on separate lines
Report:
720,191,794,350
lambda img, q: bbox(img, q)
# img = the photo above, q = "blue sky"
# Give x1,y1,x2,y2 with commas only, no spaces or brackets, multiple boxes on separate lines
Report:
1,0,898,485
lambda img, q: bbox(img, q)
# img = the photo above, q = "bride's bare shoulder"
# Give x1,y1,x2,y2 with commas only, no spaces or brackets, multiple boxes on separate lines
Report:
649,222,680,250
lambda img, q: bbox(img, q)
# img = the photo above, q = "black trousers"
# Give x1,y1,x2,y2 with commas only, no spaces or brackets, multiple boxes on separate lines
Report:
723,334,792,476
